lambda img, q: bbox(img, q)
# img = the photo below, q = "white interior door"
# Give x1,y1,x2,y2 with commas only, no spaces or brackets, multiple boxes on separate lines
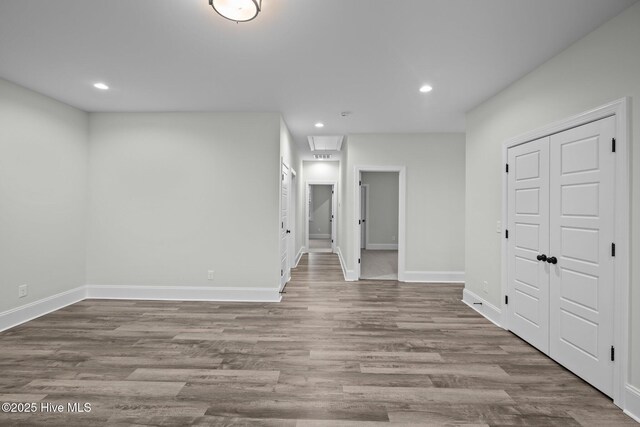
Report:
549,116,616,396
360,185,366,249
507,136,550,353
280,163,290,288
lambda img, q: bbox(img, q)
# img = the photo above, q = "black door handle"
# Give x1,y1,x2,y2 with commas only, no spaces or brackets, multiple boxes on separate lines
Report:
537,254,547,262
546,256,558,265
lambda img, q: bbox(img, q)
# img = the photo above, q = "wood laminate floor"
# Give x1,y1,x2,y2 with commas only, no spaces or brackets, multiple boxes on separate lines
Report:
0,254,634,426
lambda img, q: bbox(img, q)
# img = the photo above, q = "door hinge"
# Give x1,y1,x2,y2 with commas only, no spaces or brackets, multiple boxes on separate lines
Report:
358,258,361,264
612,243,616,257
505,163,509,173
612,138,616,153
280,269,283,276
611,346,615,361
505,295,509,305
358,219,361,225
331,239,334,243
505,229,509,239
359,180,362,186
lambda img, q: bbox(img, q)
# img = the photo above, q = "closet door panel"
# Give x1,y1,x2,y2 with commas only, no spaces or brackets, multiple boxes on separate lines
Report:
549,116,615,396
507,137,550,354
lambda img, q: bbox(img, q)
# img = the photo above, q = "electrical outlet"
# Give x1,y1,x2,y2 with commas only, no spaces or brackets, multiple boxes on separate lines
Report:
392,236,396,241
18,284,28,298
207,270,214,281
483,281,489,294
496,221,502,233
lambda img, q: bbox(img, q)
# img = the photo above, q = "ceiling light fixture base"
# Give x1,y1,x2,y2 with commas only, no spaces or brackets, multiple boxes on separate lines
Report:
209,0,262,23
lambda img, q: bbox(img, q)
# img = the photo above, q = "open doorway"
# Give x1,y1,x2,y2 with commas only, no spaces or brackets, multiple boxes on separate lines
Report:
355,167,406,281
306,182,336,253
359,172,399,279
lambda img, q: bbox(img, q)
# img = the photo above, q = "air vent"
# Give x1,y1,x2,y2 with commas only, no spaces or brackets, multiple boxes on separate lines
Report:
308,136,344,152
313,154,332,160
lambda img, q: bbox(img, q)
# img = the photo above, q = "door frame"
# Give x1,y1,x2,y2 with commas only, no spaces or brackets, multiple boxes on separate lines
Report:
354,166,406,281
305,180,337,253
360,184,370,249
289,168,298,270
500,97,630,408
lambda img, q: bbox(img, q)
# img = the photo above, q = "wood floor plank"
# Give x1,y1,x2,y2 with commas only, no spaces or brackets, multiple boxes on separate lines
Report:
127,368,280,384
310,350,442,362
24,379,186,397
343,385,515,404
0,253,633,425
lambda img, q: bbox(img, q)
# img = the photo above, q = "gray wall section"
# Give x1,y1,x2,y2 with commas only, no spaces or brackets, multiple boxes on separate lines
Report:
0,78,89,312
361,172,399,246
465,2,640,388
87,112,282,289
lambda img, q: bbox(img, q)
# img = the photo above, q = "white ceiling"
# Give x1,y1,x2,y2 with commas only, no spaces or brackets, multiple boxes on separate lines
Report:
0,0,636,151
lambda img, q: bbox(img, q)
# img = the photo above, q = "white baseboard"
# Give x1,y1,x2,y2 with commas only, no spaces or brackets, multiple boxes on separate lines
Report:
403,271,465,283
0,286,87,333
625,384,640,423
462,288,503,328
309,234,330,239
294,247,304,267
336,247,357,281
85,285,282,303
365,243,398,250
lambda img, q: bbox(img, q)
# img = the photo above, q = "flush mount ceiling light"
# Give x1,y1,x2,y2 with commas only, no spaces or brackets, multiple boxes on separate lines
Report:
209,0,262,23
315,122,324,128
419,84,433,93
93,82,109,90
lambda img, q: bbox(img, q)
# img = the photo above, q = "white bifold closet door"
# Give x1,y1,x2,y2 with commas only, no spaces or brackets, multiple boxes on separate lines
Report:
507,136,550,354
507,116,615,397
549,116,615,396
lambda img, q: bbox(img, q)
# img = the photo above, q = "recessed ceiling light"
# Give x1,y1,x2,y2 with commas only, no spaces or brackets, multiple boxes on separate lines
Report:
93,82,109,90
315,122,324,128
419,85,433,93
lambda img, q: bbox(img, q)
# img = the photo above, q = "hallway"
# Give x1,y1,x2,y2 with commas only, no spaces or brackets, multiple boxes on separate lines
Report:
0,254,632,425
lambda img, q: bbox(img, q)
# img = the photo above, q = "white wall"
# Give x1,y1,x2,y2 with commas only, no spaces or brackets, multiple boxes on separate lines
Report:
309,185,332,238
361,172,399,247
87,112,282,290
0,78,88,313
340,134,466,276
465,2,640,389
303,160,339,182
